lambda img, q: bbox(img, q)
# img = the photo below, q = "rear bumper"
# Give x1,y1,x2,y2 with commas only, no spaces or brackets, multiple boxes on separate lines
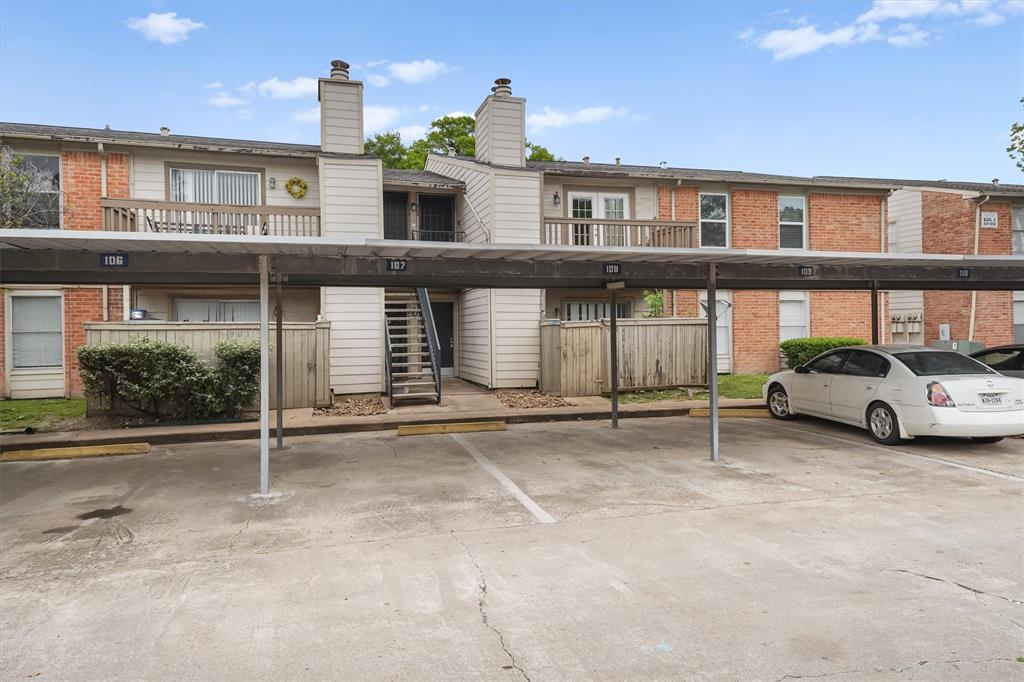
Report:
900,405,1024,438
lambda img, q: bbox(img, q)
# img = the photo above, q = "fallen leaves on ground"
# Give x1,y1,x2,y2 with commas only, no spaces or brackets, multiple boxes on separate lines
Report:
495,390,575,409
314,398,387,417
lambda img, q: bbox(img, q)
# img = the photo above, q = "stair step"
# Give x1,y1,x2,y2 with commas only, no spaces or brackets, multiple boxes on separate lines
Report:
392,392,438,401
393,381,437,388
392,371,434,378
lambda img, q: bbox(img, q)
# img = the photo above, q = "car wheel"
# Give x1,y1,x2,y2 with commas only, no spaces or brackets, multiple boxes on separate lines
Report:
971,436,1004,444
767,385,797,420
867,402,903,445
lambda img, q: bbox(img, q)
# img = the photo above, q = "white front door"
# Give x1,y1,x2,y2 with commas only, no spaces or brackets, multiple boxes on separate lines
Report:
567,192,630,246
699,290,732,373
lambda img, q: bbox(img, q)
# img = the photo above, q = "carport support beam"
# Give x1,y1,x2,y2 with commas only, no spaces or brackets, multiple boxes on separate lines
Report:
259,255,270,495
609,287,619,429
707,263,719,462
275,277,284,450
870,282,879,344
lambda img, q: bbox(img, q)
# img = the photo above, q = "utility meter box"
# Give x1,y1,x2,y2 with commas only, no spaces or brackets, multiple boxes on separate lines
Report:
931,340,986,355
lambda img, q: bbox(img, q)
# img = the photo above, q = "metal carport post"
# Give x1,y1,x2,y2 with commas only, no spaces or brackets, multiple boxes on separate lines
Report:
706,263,719,462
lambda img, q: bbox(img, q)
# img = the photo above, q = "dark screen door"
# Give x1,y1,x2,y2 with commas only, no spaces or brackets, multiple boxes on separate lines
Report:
419,195,455,241
430,302,454,369
383,192,408,240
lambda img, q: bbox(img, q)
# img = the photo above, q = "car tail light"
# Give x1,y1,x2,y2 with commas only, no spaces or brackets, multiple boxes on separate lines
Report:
926,381,955,407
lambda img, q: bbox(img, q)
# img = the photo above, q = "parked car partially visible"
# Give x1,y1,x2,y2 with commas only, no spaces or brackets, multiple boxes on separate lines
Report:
763,345,1024,445
969,345,1024,379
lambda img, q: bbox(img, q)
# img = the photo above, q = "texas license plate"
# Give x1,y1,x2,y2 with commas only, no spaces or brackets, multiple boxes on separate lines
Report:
979,393,1002,406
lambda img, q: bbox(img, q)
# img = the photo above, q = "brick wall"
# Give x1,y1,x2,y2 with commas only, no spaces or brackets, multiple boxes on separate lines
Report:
731,189,778,249
811,291,873,341
60,151,130,230
923,290,1013,347
733,290,779,373
809,192,883,252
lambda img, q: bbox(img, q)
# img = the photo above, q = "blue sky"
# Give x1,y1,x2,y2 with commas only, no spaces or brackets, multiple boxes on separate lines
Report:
2,1,1022,182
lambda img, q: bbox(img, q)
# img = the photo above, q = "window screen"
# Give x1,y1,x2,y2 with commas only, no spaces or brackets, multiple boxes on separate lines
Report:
10,154,60,228
11,296,62,368
699,194,728,247
779,295,808,341
170,168,260,205
779,196,805,249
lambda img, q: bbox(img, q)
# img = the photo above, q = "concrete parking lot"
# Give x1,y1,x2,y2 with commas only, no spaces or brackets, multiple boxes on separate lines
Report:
1,416,1022,681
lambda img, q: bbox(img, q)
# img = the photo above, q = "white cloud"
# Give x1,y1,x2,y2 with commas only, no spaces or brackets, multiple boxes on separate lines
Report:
126,12,205,45
755,22,881,60
445,111,471,119
857,0,950,23
364,105,401,133
238,81,257,93
417,103,432,113
258,76,318,99
365,73,392,87
292,106,320,123
888,23,930,45
738,27,757,41
207,92,247,108
972,10,1005,24
1006,0,1024,13
204,81,223,89
527,106,629,131
366,59,388,68
396,125,427,141
387,59,449,83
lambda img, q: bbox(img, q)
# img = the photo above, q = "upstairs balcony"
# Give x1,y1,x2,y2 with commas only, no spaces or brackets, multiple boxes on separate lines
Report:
542,217,697,248
100,199,321,237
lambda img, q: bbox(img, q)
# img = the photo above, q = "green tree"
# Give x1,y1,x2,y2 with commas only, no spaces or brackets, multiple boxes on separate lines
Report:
1009,97,1024,173
363,131,408,169
0,145,69,228
365,115,560,169
641,290,665,318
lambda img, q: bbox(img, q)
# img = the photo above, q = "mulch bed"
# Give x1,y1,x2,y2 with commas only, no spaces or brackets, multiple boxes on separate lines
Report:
495,390,575,409
313,398,388,417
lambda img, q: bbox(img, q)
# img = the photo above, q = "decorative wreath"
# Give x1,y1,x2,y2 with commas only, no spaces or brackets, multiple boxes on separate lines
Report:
285,177,308,199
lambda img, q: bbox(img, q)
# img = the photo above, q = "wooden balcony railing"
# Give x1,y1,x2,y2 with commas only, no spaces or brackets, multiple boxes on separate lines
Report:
101,199,321,237
542,218,697,248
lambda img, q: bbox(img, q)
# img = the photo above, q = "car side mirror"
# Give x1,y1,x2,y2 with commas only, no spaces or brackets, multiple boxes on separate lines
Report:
794,365,809,374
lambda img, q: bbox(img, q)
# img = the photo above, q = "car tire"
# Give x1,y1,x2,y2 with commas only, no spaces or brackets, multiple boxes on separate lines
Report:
866,402,903,445
767,385,797,420
971,436,1004,444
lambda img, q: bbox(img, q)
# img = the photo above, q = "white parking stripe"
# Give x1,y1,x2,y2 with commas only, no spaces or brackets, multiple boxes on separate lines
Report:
755,420,1024,483
450,434,556,524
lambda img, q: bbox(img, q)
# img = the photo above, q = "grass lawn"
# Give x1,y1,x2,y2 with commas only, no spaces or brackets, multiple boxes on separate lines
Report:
0,398,86,431
619,373,770,404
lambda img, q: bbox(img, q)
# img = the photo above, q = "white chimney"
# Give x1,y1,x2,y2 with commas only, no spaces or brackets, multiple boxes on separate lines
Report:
475,77,526,167
159,126,170,136
318,59,364,154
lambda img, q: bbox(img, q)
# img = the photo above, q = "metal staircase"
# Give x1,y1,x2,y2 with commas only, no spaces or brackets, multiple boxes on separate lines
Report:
384,288,442,407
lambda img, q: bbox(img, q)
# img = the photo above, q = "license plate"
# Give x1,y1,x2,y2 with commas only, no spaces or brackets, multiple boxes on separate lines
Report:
979,393,1003,406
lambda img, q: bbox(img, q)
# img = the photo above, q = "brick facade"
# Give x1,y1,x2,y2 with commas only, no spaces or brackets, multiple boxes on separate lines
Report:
660,187,887,374
919,193,1014,346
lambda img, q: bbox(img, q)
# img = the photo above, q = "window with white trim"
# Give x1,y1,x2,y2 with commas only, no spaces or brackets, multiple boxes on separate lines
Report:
779,291,809,341
1012,207,1023,255
779,196,806,249
11,295,62,368
173,299,260,322
5,153,61,228
563,300,631,321
699,193,728,247
170,167,261,205
568,191,630,246
1014,293,1024,343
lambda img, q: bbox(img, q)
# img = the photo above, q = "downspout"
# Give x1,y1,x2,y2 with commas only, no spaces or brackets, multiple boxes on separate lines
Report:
670,180,681,316
97,142,107,197
879,190,893,342
102,286,109,321
968,194,990,341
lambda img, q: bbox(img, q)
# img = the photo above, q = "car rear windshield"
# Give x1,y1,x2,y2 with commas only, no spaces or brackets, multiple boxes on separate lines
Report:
895,351,996,376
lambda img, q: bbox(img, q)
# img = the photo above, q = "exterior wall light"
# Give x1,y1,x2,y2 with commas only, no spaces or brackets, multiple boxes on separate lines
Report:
553,191,561,206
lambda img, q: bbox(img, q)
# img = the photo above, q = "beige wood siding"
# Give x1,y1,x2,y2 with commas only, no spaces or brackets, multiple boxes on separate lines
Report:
319,81,363,154
492,289,542,388
475,96,525,167
493,172,541,244
541,178,658,219
425,156,492,242
319,157,382,238
130,149,319,207
8,368,64,399
887,190,923,252
324,287,383,394
459,288,491,386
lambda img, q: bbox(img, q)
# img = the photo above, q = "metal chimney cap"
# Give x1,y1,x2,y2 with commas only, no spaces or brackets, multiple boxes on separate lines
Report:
159,126,170,136
582,156,590,165
330,60,351,80
491,77,512,96
615,157,621,166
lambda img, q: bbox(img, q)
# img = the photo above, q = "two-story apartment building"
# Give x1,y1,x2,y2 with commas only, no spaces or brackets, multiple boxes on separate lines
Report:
882,181,1024,346
3,59,1015,402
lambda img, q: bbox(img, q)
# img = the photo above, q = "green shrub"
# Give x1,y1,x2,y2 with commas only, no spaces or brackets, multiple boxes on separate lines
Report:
78,337,260,421
214,339,261,417
779,336,867,369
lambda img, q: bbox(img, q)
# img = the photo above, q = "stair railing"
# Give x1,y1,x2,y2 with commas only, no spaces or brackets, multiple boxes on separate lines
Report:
416,288,443,404
384,326,395,408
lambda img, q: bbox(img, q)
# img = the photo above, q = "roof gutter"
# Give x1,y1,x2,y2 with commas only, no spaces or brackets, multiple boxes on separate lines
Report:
0,130,320,159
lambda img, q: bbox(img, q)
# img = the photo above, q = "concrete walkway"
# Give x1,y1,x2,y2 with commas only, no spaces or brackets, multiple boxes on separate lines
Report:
0,386,762,453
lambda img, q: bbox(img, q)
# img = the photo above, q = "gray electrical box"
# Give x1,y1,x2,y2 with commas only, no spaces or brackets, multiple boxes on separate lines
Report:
931,340,986,355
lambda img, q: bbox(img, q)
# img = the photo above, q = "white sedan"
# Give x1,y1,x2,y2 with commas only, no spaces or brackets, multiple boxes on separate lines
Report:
763,345,1024,445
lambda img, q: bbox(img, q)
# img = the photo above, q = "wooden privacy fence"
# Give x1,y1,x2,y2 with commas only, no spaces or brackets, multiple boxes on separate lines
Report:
83,321,331,411
540,318,708,397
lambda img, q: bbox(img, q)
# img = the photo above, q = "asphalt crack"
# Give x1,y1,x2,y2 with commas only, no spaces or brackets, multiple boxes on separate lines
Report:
452,531,532,682
888,568,1024,605
775,657,1017,681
